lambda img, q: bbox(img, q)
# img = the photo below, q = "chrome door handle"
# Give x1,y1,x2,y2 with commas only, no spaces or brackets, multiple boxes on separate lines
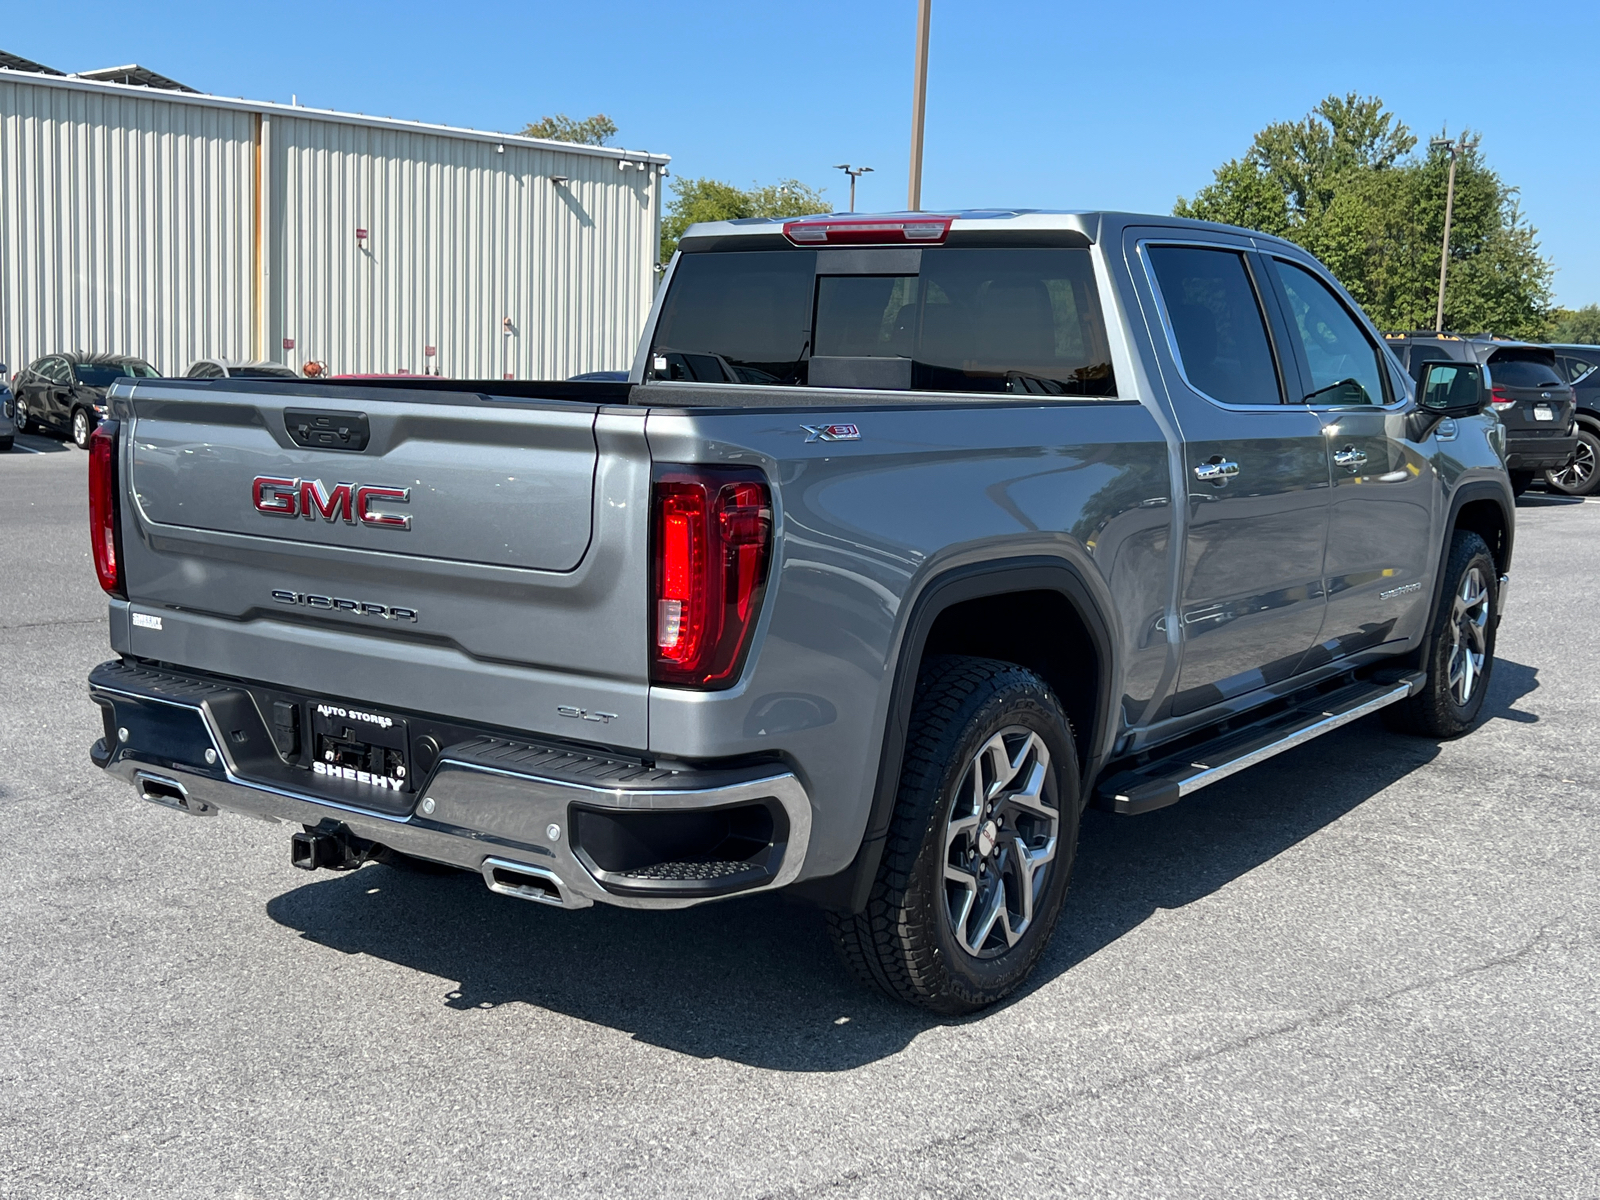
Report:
1192,458,1240,483
1333,446,1368,471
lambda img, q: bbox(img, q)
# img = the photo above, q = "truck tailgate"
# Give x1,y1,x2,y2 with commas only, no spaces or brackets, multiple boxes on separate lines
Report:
115,383,651,746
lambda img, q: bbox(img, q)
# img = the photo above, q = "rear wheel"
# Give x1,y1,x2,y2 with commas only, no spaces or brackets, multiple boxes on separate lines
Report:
1383,531,1497,738
71,408,92,449
828,655,1080,1014
1508,470,1535,497
1545,427,1600,497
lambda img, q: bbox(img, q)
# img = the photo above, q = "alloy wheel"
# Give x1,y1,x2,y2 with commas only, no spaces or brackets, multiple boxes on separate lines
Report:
73,409,90,448
14,397,29,431
943,726,1059,959
1447,565,1490,706
1549,437,1596,493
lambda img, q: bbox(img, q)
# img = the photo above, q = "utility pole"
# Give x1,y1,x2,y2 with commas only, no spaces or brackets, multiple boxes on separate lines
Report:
1430,131,1476,332
907,0,932,211
833,164,874,212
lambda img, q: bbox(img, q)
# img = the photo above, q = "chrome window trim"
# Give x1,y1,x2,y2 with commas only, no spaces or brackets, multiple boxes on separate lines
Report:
1134,237,1302,414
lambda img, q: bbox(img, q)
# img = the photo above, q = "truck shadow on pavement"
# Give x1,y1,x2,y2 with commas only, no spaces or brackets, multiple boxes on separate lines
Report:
265,658,1539,1072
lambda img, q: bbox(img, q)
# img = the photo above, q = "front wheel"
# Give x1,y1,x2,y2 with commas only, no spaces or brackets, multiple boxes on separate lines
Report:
71,408,93,449
1384,531,1497,738
13,397,32,434
1546,428,1600,497
828,656,1080,1014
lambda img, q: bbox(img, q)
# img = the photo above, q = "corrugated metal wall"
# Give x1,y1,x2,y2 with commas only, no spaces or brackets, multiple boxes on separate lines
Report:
270,116,659,379
0,76,257,376
0,72,664,381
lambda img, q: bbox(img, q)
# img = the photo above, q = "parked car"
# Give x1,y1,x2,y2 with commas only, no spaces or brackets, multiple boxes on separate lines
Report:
1543,343,1600,495
86,209,1512,1013
185,358,299,381
13,352,160,448
0,364,14,452
1385,333,1577,495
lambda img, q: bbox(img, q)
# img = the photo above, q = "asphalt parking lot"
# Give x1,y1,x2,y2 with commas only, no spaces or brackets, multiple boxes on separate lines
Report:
2,443,1596,1199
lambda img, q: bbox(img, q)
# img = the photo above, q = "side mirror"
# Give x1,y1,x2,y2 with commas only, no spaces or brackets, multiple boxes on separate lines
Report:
1416,359,1487,418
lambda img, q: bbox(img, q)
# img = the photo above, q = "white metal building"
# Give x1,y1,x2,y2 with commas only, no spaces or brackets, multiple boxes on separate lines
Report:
0,65,669,380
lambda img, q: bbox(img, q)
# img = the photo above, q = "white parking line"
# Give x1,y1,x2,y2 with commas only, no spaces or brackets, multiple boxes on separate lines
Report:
7,442,46,454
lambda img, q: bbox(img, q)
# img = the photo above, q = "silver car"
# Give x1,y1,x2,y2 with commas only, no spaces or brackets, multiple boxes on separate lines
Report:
184,358,299,381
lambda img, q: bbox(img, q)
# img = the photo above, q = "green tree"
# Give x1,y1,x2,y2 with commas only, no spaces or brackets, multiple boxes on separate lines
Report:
1549,305,1600,344
520,113,617,146
660,177,830,260
1175,95,1554,338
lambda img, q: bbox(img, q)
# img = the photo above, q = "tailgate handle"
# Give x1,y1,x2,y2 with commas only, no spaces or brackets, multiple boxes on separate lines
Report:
285,408,371,452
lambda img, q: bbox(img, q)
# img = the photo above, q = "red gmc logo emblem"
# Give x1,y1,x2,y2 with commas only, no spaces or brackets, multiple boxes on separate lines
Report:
252,477,412,529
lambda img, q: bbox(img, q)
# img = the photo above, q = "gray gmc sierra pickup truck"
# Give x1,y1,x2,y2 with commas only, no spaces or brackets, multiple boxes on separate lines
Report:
87,210,1513,1013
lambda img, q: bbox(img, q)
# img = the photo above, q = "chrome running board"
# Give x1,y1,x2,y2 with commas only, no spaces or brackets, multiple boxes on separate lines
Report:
1097,673,1424,815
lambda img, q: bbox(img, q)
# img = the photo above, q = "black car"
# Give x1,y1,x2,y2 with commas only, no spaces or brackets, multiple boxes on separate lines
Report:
1544,343,1600,495
0,364,15,452
13,352,161,448
1384,333,1577,495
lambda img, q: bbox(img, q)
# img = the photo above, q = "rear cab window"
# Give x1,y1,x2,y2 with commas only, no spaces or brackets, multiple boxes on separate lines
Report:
648,246,1116,397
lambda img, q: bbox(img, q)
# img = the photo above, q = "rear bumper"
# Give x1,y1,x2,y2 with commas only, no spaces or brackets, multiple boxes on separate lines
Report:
1504,430,1578,471
88,659,811,910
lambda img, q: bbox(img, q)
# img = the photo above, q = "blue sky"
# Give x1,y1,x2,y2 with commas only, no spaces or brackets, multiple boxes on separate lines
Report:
12,0,1600,306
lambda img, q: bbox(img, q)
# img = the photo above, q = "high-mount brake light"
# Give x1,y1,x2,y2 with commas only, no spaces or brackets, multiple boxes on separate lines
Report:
88,419,125,598
651,467,772,688
782,215,952,246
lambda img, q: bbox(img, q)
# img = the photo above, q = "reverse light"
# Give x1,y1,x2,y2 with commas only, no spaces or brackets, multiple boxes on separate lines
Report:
1489,387,1516,413
651,467,772,688
88,419,125,598
782,215,952,246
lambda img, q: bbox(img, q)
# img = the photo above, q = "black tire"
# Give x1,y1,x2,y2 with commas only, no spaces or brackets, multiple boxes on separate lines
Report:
13,397,32,434
1508,470,1535,497
1545,427,1600,497
71,407,93,450
828,655,1081,1015
0,436,12,453
1383,531,1497,739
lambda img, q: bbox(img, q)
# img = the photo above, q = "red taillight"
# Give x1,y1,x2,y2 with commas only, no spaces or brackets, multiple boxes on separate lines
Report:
1489,386,1515,412
651,467,772,688
88,419,125,598
782,215,952,246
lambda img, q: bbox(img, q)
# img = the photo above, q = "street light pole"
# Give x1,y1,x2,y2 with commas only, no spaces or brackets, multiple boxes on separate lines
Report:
833,164,874,213
908,0,931,211
1431,132,1475,333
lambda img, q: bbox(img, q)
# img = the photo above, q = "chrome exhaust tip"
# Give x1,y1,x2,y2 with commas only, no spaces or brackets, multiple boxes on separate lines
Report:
135,771,216,816
481,857,575,908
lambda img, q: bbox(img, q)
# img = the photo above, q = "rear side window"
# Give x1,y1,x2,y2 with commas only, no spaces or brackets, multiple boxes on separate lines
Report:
75,361,160,387
1147,245,1282,405
1272,260,1387,406
1489,354,1563,389
649,246,1115,396
1556,355,1596,383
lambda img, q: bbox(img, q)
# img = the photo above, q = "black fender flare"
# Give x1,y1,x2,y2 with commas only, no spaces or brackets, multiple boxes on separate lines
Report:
1427,479,1514,639
796,555,1120,913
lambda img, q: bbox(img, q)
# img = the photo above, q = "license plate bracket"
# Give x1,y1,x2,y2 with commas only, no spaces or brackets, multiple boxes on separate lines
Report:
309,701,410,792
1534,403,1555,421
